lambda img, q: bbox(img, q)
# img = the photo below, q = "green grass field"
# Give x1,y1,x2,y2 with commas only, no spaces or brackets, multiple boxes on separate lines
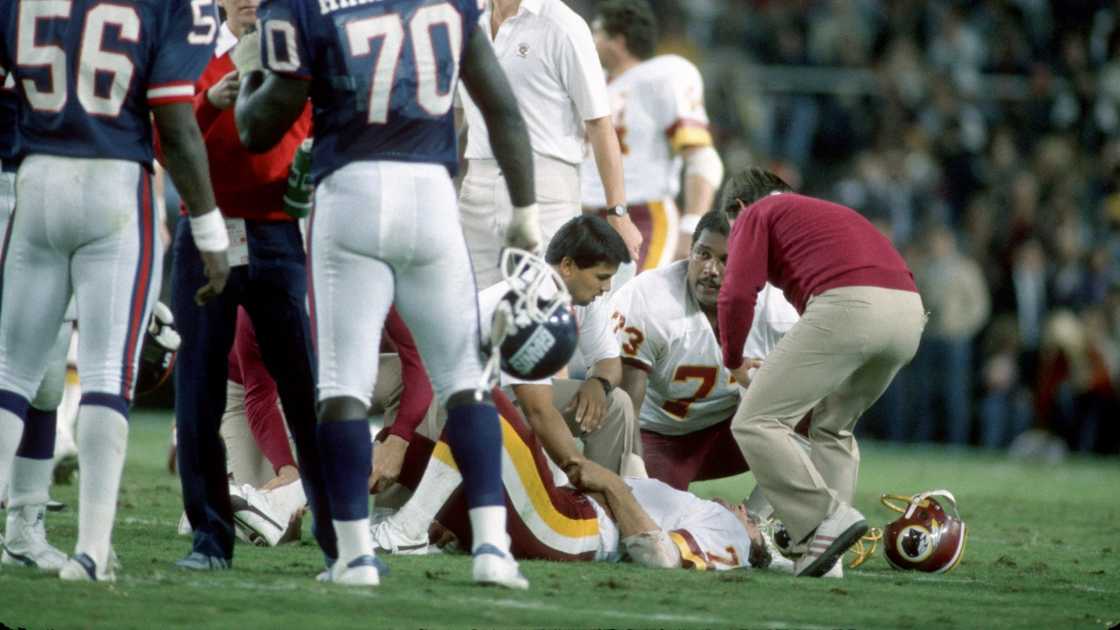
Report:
1,410,1117,629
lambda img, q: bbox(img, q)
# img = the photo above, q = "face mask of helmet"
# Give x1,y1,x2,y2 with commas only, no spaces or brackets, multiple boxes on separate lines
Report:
880,490,967,573
480,248,579,384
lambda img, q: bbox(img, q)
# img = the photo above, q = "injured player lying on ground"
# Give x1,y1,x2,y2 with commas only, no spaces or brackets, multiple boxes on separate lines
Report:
369,387,781,572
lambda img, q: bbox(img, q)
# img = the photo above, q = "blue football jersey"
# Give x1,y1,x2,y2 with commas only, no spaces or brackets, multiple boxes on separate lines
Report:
1,74,17,168
258,0,485,182
0,0,218,166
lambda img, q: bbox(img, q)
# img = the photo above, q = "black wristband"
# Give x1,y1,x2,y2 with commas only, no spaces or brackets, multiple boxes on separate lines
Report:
591,376,613,396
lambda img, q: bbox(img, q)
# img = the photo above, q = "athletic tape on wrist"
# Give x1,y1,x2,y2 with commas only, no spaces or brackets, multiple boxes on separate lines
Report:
190,209,230,252
512,203,539,223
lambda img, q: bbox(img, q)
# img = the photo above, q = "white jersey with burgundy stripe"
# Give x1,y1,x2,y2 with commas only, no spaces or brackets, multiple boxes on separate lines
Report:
581,54,713,208
623,477,751,571
609,261,799,436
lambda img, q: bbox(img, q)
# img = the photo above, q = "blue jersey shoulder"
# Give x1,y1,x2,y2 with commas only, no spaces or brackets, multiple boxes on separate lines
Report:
0,0,215,164
265,0,482,181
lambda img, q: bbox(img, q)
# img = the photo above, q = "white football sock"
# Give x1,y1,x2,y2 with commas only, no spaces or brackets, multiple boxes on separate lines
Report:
75,405,128,569
333,518,373,564
391,453,462,539
8,456,52,508
266,479,307,521
0,409,25,503
468,505,508,553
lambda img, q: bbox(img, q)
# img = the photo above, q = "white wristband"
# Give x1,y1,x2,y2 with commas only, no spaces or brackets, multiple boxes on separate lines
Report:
512,202,539,223
679,213,701,236
190,209,230,252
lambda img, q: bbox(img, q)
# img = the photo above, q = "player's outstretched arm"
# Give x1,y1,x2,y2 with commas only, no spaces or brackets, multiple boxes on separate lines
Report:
569,460,681,569
152,102,229,304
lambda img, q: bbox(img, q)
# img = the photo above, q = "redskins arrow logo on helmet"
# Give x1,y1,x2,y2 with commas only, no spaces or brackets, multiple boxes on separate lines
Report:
880,490,967,573
479,248,578,385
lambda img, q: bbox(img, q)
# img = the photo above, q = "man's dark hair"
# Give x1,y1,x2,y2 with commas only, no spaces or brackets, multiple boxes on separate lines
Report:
718,168,792,218
545,215,631,268
596,0,658,60
691,209,730,246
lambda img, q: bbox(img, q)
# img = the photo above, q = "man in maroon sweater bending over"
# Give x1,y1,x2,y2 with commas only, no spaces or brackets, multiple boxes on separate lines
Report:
716,168,925,578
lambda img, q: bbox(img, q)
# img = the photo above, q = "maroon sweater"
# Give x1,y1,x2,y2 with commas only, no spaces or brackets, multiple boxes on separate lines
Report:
229,307,434,474
718,193,918,370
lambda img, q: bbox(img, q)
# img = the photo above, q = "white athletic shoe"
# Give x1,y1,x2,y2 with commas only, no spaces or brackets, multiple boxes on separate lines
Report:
231,484,296,547
322,555,382,587
472,544,529,590
2,505,68,571
794,503,868,578
370,516,430,555
177,511,192,536
59,552,116,582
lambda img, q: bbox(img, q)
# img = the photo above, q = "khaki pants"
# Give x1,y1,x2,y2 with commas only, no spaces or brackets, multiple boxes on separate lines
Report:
506,378,644,476
459,156,581,289
220,381,285,489
732,286,925,541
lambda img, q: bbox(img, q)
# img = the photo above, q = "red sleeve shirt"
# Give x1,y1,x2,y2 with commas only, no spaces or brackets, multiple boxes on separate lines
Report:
228,307,297,473
718,193,918,370
186,51,312,221
383,308,435,443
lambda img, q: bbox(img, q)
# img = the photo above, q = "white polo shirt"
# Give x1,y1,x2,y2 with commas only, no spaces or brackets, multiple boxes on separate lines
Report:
459,0,611,165
479,279,619,387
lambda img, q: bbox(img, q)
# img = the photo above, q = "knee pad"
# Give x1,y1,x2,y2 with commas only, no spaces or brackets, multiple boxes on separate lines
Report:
317,396,368,422
446,388,491,410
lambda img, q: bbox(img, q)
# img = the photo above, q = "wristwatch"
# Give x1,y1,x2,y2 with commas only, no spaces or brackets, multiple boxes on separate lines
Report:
606,204,628,217
591,376,614,395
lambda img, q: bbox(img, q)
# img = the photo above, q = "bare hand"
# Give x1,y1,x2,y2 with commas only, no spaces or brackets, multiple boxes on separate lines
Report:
563,458,620,494
195,250,230,305
261,464,300,491
369,434,409,494
607,215,643,262
206,70,240,110
564,379,608,433
730,358,763,389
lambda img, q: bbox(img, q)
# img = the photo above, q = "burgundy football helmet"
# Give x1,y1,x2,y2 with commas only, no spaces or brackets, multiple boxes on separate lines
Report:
880,490,967,573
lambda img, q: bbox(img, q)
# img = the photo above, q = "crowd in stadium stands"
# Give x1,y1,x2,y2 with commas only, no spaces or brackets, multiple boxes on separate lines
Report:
569,0,1120,454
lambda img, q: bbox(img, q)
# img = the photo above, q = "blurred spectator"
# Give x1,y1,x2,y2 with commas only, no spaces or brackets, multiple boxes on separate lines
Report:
910,225,991,444
1035,310,1118,453
978,315,1034,449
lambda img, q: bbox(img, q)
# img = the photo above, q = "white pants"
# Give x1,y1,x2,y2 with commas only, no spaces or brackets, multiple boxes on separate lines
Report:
0,155,161,401
460,156,580,289
310,161,485,406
